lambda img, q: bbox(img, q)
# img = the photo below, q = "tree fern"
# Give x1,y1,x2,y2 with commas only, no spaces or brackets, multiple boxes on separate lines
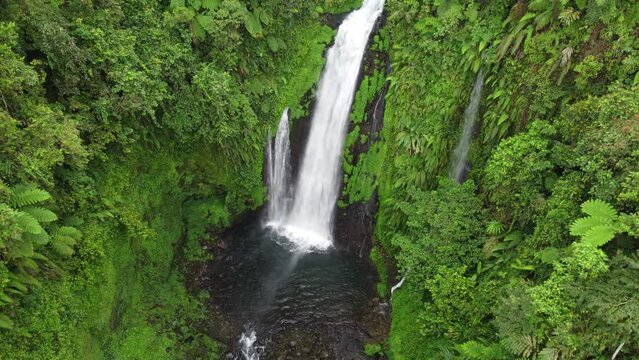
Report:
581,199,617,219
582,224,618,247
501,335,536,358
570,199,621,247
9,186,51,208
22,207,58,223
456,341,509,360
51,230,78,257
54,226,82,239
15,212,44,235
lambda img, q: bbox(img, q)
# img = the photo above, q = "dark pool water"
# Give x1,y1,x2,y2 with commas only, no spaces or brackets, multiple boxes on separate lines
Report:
206,221,387,359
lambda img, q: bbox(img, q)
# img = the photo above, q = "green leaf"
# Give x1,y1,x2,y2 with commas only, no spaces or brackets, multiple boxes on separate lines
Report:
8,280,28,294
55,226,82,239
582,225,617,247
15,212,44,235
277,38,287,50
267,36,279,52
538,247,561,264
190,0,202,10
52,233,76,256
170,0,185,7
22,232,49,246
581,199,617,218
575,0,587,10
201,0,219,10
196,14,214,31
504,230,523,242
244,12,263,38
570,216,611,236
10,186,51,208
0,314,14,330
23,207,57,223
528,0,550,12
52,242,74,257
0,292,13,305
191,18,206,41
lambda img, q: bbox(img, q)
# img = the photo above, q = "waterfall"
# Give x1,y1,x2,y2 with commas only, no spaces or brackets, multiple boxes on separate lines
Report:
268,0,385,251
237,330,259,360
450,69,484,183
266,109,291,223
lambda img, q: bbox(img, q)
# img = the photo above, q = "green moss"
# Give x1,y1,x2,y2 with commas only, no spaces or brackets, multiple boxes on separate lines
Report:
388,287,429,360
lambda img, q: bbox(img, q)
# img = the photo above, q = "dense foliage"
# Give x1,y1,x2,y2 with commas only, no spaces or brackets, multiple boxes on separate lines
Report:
372,0,639,359
0,0,358,358
3,0,639,359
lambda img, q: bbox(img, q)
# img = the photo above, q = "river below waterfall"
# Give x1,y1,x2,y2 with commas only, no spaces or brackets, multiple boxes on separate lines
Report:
203,220,388,359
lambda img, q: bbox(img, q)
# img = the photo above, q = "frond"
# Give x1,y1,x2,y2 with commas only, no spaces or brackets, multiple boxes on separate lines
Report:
487,220,505,235
538,347,560,360
581,199,617,219
10,186,51,208
582,225,618,247
51,232,76,257
501,335,536,357
15,212,44,235
570,216,612,236
456,341,508,360
22,232,50,246
0,314,14,330
22,207,58,223
54,226,82,239
457,341,488,359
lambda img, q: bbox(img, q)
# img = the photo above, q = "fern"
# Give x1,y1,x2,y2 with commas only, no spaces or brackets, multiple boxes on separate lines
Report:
569,199,621,247
22,207,58,223
0,314,14,330
537,347,560,360
456,341,509,360
9,186,51,208
54,226,82,239
52,232,77,257
22,232,50,245
570,216,612,236
501,335,536,358
487,220,505,235
581,199,617,219
15,212,44,235
582,225,618,247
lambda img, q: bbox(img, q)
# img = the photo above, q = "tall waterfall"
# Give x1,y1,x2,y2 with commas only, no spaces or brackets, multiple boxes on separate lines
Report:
266,109,291,223
450,69,484,183
268,0,385,251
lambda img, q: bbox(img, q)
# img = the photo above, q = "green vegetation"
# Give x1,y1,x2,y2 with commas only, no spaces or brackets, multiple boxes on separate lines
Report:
375,1,639,359
0,0,357,358
3,0,639,359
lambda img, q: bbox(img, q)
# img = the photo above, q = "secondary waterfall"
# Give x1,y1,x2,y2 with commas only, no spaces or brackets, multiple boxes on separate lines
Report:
266,109,291,223
267,0,385,251
450,69,484,183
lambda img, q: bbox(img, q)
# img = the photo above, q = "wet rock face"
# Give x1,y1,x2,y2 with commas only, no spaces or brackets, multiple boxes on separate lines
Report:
333,12,389,256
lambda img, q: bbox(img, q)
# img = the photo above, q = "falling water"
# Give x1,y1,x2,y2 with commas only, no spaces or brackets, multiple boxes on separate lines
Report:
266,109,291,223
237,330,259,360
450,69,484,183
269,0,385,251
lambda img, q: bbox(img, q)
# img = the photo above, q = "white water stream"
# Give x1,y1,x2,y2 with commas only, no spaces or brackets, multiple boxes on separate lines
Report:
450,69,484,183
266,109,291,223
266,0,385,252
